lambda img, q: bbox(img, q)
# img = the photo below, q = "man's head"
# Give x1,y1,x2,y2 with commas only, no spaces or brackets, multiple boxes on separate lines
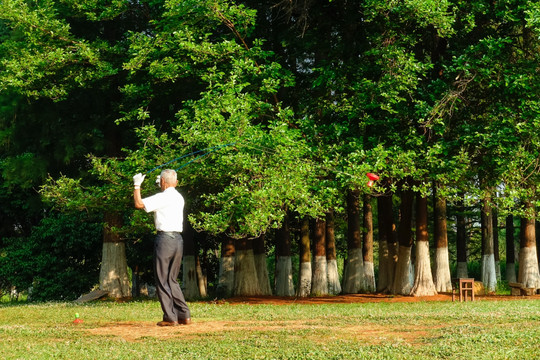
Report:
160,169,178,190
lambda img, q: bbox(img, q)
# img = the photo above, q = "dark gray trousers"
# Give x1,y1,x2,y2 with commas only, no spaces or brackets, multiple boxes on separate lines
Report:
154,231,191,322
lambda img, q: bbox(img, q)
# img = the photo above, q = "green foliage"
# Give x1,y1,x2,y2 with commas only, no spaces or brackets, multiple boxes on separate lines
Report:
1,0,540,299
0,212,102,301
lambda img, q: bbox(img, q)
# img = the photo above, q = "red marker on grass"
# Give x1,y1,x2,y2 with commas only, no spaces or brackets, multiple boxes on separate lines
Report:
73,313,83,324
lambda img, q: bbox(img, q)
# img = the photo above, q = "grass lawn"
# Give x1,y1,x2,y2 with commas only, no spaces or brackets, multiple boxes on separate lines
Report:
1,297,539,359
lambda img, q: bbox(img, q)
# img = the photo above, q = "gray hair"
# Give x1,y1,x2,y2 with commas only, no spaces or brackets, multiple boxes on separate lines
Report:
160,169,177,185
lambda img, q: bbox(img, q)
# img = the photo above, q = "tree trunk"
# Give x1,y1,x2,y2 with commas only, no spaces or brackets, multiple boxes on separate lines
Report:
275,213,295,296
537,220,540,272
518,202,540,289
182,221,201,300
216,235,235,298
326,210,341,295
99,212,130,298
537,220,540,271
392,188,414,295
456,199,468,278
377,194,396,293
377,201,389,293
481,196,497,292
311,218,328,296
433,188,452,292
493,208,501,281
297,217,312,297
343,189,364,293
253,234,272,295
411,195,437,296
505,215,517,283
362,194,376,292
234,238,261,296
132,265,141,298
195,252,207,298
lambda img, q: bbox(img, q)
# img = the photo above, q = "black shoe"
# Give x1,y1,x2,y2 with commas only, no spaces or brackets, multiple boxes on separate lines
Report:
157,320,178,327
178,318,192,325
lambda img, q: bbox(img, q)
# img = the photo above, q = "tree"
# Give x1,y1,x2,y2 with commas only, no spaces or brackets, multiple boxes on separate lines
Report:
392,188,414,295
325,210,341,295
31,0,318,299
493,208,501,281
362,194,376,292
217,235,235,298
311,218,328,296
343,189,364,293
446,0,540,289
505,215,517,283
410,194,437,296
234,238,261,296
0,212,102,301
254,234,272,295
275,213,295,296
0,0,152,298
377,193,396,293
518,202,540,289
481,194,497,293
297,217,311,297
455,198,469,278
433,186,452,292
2,0,539,301
182,220,204,300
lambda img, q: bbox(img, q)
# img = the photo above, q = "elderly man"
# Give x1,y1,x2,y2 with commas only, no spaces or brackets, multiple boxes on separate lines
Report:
133,169,191,326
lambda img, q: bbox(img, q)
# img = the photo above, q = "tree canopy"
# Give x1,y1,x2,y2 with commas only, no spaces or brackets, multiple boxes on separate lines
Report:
1,0,539,299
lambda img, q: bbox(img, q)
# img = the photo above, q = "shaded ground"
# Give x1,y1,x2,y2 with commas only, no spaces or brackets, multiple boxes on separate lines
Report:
222,292,522,305
84,293,540,342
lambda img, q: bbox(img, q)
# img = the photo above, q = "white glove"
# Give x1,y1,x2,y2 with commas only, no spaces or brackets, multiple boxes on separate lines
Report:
133,173,146,186
155,175,161,184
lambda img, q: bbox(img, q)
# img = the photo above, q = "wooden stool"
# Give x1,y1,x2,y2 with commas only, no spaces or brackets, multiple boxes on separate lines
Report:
459,278,474,302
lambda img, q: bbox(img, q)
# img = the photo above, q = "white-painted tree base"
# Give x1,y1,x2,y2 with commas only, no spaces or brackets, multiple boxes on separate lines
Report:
481,254,497,293
234,249,262,296
255,253,272,295
363,261,376,293
410,241,437,296
275,256,295,296
297,262,312,297
342,248,364,294
182,255,200,300
434,247,453,293
518,247,540,289
456,262,468,279
100,242,130,298
217,256,235,298
311,256,328,296
327,259,342,295
392,246,412,295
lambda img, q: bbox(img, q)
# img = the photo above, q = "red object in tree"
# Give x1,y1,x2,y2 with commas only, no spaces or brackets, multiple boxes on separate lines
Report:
366,173,379,187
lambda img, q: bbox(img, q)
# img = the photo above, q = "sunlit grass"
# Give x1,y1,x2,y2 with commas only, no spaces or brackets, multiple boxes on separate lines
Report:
1,298,539,359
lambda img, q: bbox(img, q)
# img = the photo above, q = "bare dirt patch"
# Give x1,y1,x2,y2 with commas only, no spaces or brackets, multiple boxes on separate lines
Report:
82,293,539,342
85,319,439,345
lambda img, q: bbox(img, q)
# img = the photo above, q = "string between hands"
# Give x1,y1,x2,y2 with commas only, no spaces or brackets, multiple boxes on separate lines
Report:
145,142,238,174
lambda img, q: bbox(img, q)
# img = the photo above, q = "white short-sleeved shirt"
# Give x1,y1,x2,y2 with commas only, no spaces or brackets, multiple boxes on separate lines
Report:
142,187,184,232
